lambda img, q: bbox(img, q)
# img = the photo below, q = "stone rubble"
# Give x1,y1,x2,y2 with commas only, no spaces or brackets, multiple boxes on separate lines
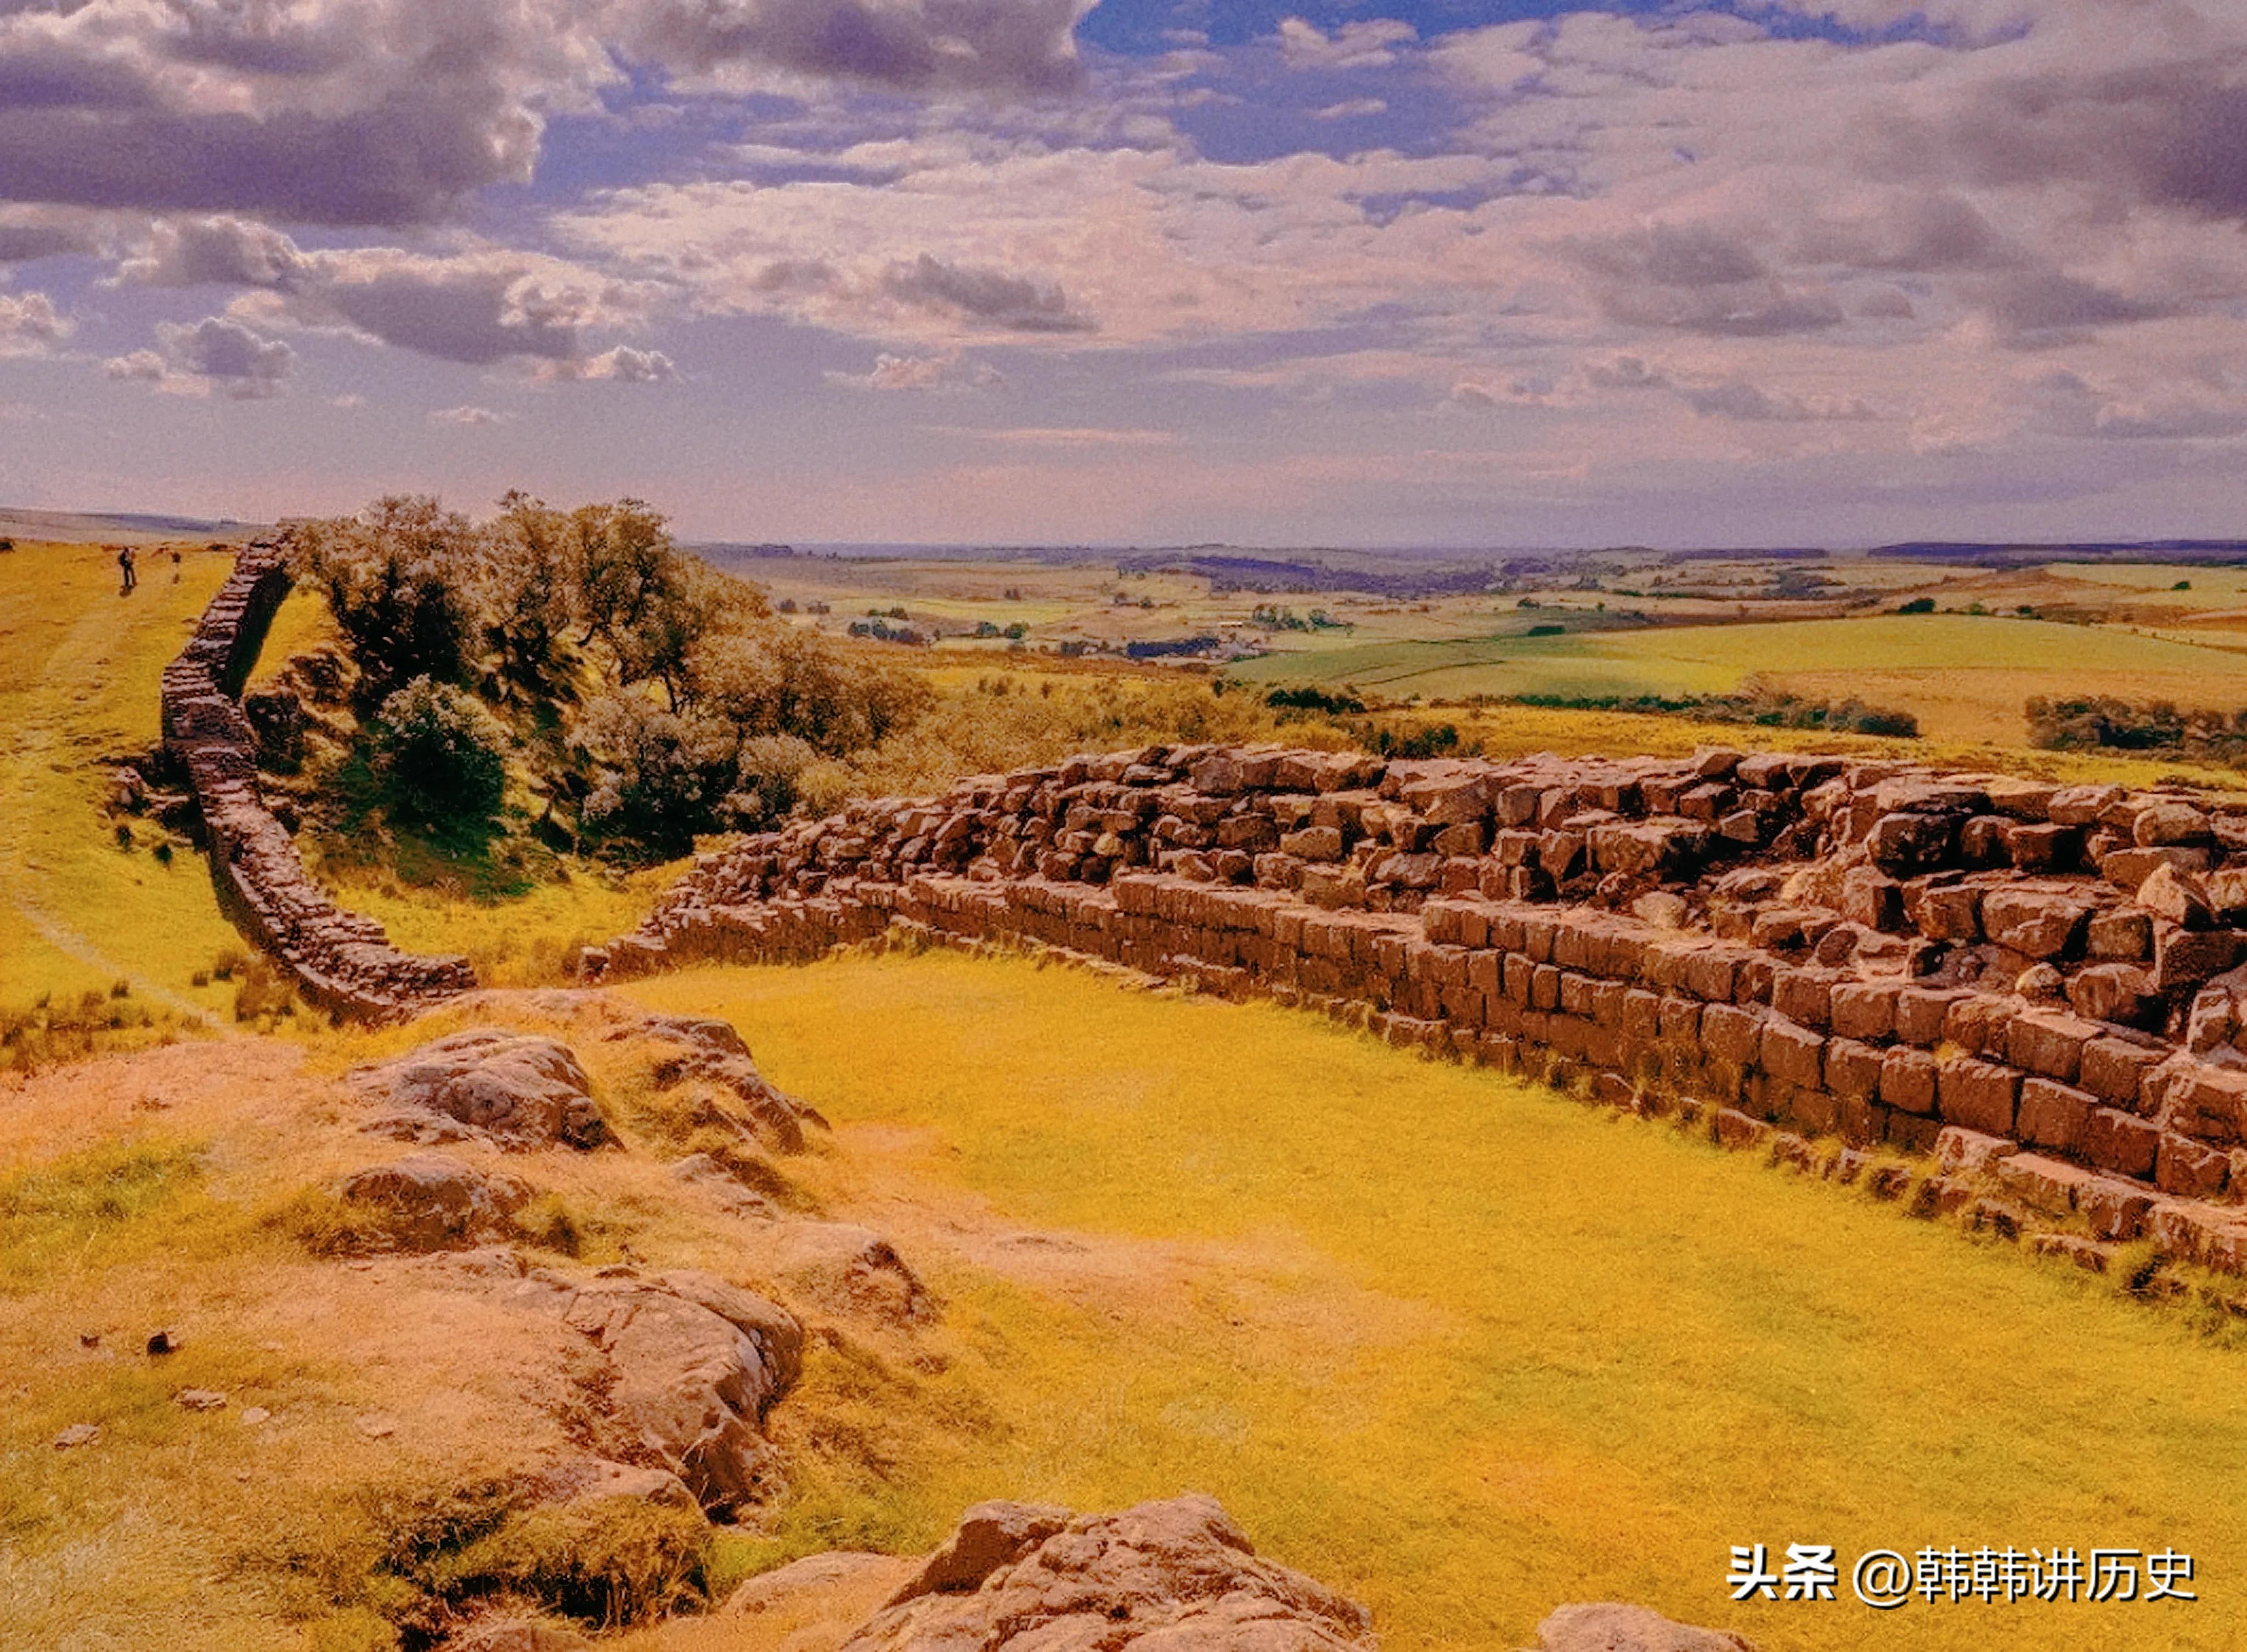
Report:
581,741,2247,1278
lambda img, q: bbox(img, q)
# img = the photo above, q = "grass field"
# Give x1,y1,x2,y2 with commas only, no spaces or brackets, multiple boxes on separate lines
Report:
623,952,2247,1652
1230,613,2247,744
0,542,249,1021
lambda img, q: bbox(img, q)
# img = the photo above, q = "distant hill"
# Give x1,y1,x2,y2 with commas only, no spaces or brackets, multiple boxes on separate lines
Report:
1867,539,2247,567
0,506,268,545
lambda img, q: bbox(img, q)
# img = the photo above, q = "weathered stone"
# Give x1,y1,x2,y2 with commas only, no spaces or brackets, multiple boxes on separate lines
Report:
839,1495,1375,1652
2135,862,2214,930
561,1268,804,1517
2006,1009,2097,1082
1980,887,2092,960
1937,1058,2019,1135
2017,1078,2094,1152
351,1031,606,1149
2066,963,2161,1029
1867,812,1955,874
2134,801,2213,846
337,1153,533,1251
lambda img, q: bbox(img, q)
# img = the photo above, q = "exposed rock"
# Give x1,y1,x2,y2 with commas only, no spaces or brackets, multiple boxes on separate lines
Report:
893,1500,1073,1599
351,1031,607,1149
559,1266,804,1515
760,1221,934,1325
409,1249,803,1519
174,1388,228,1411
1532,1603,1755,1652
669,1152,775,1217
2137,862,2214,931
727,1552,919,1617
337,1152,533,1250
636,1015,815,1152
839,1495,1375,1652
52,1423,99,1449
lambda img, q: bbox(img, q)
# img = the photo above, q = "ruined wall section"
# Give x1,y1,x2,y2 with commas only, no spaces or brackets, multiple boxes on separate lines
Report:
162,540,475,1021
585,742,2247,1275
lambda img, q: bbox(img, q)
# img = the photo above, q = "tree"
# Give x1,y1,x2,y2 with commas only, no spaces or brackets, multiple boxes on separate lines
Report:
371,677,509,825
484,491,583,711
571,692,743,857
294,496,482,711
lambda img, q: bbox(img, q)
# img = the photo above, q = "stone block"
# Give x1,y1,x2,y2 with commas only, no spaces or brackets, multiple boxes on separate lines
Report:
1825,1037,1883,1101
1981,887,2092,959
1881,1046,1939,1114
1937,1056,2020,1135
1829,980,1900,1042
2005,1008,2097,1082
2156,1131,2231,1199
2017,1077,2094,1152
1760,1018,1826,1089
2081,1107,2160,1179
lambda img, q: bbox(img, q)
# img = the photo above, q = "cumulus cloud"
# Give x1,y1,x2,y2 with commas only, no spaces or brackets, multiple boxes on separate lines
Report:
1314,98,1388,121
0,208,106,264
119,219,660,371
827,350,1003,391
429,404,507,425
0,289,72,353
0,1,610,227
879,253,1094,333
1275,18,1416,72
105,315,296,397
612,0,1096,95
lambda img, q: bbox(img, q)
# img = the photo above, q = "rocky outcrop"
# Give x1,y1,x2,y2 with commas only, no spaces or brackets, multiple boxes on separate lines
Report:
417,1248,803,1518
839,1494,1376,1652
337,1151,533,1249
351,1029,609,1149
583,743,2247,1279
160,538,474,1021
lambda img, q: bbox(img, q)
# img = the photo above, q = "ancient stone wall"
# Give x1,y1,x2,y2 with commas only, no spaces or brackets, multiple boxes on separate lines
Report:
585,741,2247,1277
161,540,475,1021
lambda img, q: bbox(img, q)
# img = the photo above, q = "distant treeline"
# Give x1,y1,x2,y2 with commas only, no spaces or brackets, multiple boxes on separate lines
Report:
1510,689,1919,738
2028,696,2247,760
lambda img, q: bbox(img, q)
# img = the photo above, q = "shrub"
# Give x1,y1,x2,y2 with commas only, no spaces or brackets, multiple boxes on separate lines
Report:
573,693,744,857
371,677,509,825
1895,596,1937,614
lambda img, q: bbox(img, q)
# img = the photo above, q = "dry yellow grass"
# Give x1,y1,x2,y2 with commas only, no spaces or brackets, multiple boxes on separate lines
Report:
618,950,2247,1652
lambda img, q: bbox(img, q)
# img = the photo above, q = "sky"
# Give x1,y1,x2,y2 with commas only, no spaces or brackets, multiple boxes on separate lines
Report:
2,0,2245,548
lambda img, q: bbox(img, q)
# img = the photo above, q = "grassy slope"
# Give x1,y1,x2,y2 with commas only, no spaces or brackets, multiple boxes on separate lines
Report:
1230,614,2247,745
629,952,2247,1652
0,542,246,1017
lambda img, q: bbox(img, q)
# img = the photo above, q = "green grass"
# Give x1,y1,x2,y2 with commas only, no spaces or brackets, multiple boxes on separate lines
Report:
1232,613,2247,745
0,541,247,1020
628,951,2247,1652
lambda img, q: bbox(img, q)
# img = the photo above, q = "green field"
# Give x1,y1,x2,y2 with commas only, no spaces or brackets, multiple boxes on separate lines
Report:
1231,613,2247,744
624,952,2247,1652
0,542,250,1019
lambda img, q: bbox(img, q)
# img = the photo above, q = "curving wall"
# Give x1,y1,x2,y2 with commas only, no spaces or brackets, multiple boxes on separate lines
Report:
585,740,2247,1278
161,540,476,1022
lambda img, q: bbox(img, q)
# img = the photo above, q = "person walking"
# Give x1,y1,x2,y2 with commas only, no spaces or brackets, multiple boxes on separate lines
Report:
117,544,137,593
